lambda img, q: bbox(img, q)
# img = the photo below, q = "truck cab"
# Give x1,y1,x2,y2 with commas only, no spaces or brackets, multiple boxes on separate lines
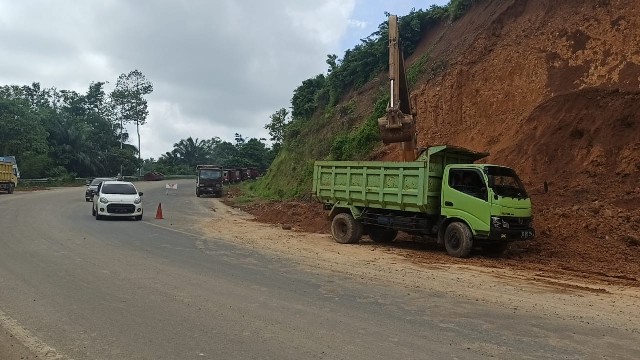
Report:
196,165,223,197
440,163,534,255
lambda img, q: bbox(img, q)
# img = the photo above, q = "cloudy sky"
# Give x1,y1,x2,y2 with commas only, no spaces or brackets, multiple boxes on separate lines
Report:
0,0,448,159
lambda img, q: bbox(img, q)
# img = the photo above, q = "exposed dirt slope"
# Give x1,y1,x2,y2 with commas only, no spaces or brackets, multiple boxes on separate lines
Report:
373,0,640,279
232,0,640,284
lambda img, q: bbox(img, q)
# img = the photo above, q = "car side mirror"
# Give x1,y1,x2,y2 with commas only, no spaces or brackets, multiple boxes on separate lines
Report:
138,192,144,196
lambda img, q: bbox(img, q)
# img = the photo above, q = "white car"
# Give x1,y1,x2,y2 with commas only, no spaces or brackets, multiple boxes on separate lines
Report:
92,181,144,220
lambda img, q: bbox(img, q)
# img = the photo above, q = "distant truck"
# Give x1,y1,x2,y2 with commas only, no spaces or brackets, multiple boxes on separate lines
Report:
245,167,260,180
196,165,223,197
228,169,241,183
312,146,535,258
0,156,19,194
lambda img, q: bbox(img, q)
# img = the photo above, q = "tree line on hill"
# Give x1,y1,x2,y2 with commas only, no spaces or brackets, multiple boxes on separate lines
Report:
145,134,276,176
0,75,274,179
0,70,152,179
263,1,475,155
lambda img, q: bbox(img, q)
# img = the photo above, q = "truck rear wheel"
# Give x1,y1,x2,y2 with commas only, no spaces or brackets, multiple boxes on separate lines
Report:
444,222,473,258
331,213,362,244
368,226,398,243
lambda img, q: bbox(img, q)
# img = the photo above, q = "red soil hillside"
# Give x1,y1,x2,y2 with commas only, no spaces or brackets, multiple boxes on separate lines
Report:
232,0,640,286
379,0,640,279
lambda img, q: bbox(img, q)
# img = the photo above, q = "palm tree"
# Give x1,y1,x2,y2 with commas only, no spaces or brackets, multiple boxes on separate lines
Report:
173,137,211,168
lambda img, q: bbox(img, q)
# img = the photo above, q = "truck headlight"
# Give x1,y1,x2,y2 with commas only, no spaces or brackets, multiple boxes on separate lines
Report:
99,197,109,204
134,197,141,204
491,216,509,229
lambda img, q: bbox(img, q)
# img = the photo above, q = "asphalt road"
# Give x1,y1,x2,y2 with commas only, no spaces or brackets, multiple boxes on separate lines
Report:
0,180,638,359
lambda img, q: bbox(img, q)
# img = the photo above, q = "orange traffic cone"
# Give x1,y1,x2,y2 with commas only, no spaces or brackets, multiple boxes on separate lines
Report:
155,203,164,219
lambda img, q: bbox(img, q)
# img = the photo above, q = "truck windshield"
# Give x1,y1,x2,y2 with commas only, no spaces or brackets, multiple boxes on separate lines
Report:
486,166,528,199
199,170,221,179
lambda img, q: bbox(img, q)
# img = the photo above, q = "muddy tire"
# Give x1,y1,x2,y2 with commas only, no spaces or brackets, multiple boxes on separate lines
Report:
444,222,473,258
368,227,398,243
8,184,14,194
331,213,363,244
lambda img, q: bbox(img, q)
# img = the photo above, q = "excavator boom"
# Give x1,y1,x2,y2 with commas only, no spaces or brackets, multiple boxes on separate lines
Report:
377,15,417,161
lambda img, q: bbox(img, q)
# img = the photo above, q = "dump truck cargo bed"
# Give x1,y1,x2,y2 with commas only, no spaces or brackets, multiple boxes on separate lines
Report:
313,146,488,215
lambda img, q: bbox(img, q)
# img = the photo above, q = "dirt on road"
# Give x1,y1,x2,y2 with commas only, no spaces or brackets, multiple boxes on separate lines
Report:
201,194,640,335
220,186,640,289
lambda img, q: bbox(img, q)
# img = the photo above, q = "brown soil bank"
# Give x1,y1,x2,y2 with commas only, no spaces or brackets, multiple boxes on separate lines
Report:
235,0,640,286
359,0,640,283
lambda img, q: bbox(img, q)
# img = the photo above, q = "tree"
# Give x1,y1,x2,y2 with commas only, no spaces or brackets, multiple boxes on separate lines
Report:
172,137,212,168
110,70,153,175
291,74,325,120
264,108,289,153
326,54,339,73
0,98,49,156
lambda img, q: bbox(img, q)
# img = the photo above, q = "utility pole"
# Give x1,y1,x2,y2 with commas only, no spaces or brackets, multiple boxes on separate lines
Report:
120,116,124,178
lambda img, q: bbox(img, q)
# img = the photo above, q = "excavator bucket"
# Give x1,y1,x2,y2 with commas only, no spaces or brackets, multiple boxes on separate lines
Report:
378,110,415,144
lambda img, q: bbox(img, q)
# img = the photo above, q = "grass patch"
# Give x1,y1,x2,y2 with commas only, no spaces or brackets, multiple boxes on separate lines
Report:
330,94,388,161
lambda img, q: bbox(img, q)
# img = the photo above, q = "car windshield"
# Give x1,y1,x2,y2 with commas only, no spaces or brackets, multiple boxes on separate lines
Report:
486,166,528,199
90,178,111,186
101,183,138,195
199,169,221,179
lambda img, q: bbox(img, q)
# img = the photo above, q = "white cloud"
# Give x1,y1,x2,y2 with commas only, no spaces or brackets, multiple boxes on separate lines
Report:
0,0,357,159
347,19,368,29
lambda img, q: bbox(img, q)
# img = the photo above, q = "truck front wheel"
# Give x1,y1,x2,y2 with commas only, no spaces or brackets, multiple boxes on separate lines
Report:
444,222,473,258
331,213,363,244
368,226,398,243
8,184,15,194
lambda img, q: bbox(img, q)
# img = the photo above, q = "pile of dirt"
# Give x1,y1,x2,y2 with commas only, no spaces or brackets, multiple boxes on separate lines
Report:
222,0,640,286
371,0,640,283
223,192,640,287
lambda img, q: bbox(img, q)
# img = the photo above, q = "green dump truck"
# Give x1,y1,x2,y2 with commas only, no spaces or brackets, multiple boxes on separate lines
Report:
312,145,534,257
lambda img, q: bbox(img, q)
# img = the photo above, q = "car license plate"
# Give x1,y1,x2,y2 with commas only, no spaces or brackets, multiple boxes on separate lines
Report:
521,230,534,239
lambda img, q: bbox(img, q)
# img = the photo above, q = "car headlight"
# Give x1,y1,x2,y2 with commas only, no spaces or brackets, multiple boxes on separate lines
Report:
491,216,509,229
134,197,141,204
99,197,109,204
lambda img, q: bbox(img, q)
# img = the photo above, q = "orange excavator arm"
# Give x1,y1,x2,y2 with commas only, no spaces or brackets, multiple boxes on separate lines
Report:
377,15,417,162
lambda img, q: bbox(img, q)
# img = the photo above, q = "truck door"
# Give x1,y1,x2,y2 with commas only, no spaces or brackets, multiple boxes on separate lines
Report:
441,168,491,235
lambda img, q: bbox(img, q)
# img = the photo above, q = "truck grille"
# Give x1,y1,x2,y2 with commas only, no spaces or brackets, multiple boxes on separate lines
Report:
502,216,532,230
107,204,135,214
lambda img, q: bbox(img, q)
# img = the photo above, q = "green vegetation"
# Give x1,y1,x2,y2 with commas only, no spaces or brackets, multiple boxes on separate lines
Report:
0,72,151,179
252,1,477,200
449,0,475,21
406,54,431,87
2,1,477,193
330,95,388,161
149,135,276,176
